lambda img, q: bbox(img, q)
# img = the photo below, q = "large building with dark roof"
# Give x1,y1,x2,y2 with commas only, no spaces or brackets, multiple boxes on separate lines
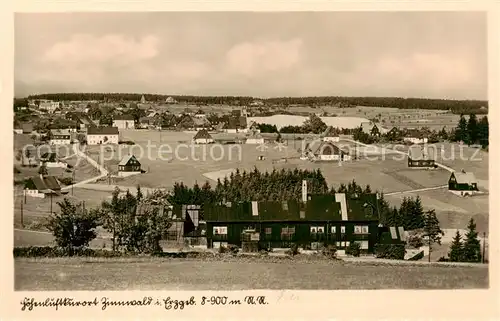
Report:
203,193,382,253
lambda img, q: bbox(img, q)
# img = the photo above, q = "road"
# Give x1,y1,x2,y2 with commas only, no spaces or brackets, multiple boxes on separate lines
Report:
60,144,108,191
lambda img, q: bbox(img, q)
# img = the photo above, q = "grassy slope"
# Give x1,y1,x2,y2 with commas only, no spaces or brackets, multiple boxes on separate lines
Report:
15,257,488,290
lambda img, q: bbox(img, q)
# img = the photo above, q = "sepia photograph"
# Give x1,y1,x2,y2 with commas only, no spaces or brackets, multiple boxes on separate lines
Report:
12,11,490,292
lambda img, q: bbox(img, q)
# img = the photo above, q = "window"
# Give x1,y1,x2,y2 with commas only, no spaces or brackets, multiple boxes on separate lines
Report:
281,226,295,240
340,226,346,234
310,226,317,234
282,201,288,211
359,241,369,250
341,241,346,247
213,226,227,235
345,241,350,247
336,242,340,247
265,227,272,235
317,226,325,234
362,226,369,234
331,226,336,233
354,226,362,234
300,210,305,219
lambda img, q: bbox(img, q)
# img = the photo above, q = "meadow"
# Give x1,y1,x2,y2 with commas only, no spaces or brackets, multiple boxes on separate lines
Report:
14,257,488,290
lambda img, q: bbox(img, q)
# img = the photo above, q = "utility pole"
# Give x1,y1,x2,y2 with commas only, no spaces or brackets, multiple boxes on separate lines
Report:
20,200,24,228
482,232,486,263
72,170,75,196
24,188,27,204
50,193,53,214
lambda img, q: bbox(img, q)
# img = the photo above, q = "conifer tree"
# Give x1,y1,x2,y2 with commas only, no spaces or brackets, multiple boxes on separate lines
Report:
448,230,464,262
462,218,482,263
454,114,468,143
466,113,478,145
422,209,444,262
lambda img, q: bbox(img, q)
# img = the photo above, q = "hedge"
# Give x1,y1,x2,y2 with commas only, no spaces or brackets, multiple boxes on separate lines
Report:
374,244,406,260
14,246,125,258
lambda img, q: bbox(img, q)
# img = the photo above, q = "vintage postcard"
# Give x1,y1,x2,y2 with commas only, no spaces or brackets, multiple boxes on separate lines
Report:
2,1,499,320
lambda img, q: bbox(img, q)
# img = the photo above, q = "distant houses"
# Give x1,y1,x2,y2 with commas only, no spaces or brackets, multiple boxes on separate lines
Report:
361,122,381,137
113,115,135,129
407,145,436,168
118,154,142,177
403,130,428,145
38,100,59,113
40,152,68,168
193,129,214,144
448,170,479,197
86,127,119,145
165,96,177,104
24,175,65,199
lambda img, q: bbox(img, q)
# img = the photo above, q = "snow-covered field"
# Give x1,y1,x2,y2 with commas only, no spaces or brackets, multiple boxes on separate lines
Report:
248,115,371,130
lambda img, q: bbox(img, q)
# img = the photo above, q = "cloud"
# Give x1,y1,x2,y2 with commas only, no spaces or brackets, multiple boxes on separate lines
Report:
225,38,303,77
42,33,159,66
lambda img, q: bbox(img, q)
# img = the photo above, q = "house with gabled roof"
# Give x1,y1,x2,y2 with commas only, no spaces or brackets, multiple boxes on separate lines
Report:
40,152,68,168
24,175,66,198
321,126,340,142
193,129,214,144
245,130,264,145
113,114,135,129
407,145,436,168
448,170,479,196
361,122,381,137
403,129,428,145
118,154,142,177
306,141,350,162
86,126,119,145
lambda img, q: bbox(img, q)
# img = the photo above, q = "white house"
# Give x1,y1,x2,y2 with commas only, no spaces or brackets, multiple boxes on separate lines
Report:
403,130,428,145
308,141,351,162
113,115,135,129
86,127,119,145
245,131,265,145
193,129,214,144
24,175,64,199
165,96,177,104
40,152,68,168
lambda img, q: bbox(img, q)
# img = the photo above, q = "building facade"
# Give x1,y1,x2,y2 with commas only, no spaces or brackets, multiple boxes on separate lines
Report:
448,171,479,196
204,193,381,253
113,115,135,129
50,134,71,145
407,145,436,168
118,155,142,177
86,127,119,145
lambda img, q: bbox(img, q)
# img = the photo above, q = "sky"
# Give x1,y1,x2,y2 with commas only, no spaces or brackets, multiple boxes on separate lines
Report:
14,12,488,100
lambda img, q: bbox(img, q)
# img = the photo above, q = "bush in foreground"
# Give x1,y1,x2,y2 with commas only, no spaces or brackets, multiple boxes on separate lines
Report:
345,242,361,257
374,244,406,260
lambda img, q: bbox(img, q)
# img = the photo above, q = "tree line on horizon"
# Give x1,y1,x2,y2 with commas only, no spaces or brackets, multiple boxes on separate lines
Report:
21,93,488,114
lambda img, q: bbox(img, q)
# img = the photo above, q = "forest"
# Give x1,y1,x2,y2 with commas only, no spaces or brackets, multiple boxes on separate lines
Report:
23,93,488,114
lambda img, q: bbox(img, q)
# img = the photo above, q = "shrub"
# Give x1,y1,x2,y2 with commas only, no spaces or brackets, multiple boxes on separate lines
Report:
285,243,299,256
345,242,361,257
218,245,229,254
374,244,406,260
407,233,424,248
321,244,337,259
13,246,125,258
227,244,239,255
407,251,424,261
438,256,450,262
58,177,74,186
